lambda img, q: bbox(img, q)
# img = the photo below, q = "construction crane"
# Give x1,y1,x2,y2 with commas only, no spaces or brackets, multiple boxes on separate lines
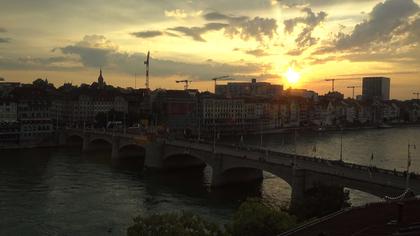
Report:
347,86,361,99
325,78,361,92
144,51,150,89
325,79,338,92
176,80,192,90
414,92,420,100
211,75,233,87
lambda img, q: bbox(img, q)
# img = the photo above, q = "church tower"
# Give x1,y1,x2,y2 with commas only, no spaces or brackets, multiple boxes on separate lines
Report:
98,68,105,88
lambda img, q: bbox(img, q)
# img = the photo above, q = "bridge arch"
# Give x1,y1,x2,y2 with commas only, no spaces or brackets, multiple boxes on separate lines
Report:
88,137,113,150
118,144,146,159
214,164,294,189
162,152,209,170
66,134,84,146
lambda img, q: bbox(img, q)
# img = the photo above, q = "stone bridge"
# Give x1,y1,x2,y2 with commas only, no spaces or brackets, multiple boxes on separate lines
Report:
60,129,420,203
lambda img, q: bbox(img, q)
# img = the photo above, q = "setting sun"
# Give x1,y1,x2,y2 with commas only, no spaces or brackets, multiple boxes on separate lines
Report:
284,67,300,85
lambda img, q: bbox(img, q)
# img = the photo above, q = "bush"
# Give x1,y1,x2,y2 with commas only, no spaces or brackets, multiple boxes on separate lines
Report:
291,183,351,220
227,198,297,236
127,212,226,236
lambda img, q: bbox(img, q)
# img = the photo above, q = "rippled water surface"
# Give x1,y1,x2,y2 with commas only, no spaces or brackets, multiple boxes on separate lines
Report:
0,127,419,235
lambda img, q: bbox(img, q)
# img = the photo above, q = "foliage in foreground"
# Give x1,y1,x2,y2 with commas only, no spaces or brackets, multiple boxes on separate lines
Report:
127,212,225,236
227,198,297,236
291,183,351,220
127,198,297,236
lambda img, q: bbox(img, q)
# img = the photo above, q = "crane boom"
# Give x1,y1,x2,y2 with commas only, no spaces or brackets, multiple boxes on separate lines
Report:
414,92,420,100
176,80,192,90
211,75,233,92
347,85,361,99
325,78,361,92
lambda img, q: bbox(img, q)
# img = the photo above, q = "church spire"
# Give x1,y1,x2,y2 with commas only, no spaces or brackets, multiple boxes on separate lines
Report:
98,68,105,88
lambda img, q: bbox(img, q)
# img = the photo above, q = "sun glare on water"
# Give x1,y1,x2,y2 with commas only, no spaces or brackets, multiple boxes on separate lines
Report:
284,67,300,86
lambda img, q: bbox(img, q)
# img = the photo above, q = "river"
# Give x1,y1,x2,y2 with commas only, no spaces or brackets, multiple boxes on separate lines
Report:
0,127,419,235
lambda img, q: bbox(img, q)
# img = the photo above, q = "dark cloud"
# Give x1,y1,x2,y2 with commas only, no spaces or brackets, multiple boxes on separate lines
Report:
332,0,419,51
310,0,420,67
286,48,304,56
168,23,227,42
0,38,10,43
60,46,111,67
131,30,164,38
57,35,116,67
393,13,420,45
233,48,270,57
244,49,269,57
284,7,327,49
54,35,264,79
277,0,377,7
0,56,80,71
336,71,419,77
0,27,10,43
18,56,76,65
204,12,278,42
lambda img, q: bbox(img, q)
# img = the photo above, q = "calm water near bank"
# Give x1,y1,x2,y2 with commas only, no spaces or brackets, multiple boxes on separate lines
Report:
0,127,419,235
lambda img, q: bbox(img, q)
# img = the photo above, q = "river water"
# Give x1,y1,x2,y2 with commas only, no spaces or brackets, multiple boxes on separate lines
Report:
0,127,419,235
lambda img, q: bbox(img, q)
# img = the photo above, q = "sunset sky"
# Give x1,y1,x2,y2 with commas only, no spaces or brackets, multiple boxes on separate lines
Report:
0,0,419,99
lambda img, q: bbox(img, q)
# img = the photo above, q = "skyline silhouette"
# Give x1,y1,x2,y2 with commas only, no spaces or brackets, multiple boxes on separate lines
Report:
0,0,419,99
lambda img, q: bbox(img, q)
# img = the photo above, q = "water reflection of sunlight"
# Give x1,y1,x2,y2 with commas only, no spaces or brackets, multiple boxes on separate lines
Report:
345,188,383,206
261,172,291,208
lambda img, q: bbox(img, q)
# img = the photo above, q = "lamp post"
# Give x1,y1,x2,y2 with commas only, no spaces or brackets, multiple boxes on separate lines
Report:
340,129,343,162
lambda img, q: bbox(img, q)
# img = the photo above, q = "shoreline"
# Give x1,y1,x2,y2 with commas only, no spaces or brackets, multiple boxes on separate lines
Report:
251,122,420,136
1,124,420,150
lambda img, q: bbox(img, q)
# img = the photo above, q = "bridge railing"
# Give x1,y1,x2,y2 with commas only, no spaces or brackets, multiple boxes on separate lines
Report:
65,129,419,180
170,138,419,180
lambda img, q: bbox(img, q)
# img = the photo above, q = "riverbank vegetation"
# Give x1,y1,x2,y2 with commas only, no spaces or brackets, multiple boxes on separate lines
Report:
127,184,350,236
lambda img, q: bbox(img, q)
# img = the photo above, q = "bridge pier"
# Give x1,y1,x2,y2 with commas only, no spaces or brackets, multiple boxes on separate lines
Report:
290,170,307,206
144,140,165,169
58,132,66,146
111,137,120,159
82,134,90,151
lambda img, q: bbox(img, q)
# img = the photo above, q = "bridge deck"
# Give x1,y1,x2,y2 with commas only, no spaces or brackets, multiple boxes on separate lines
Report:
166,139,420,194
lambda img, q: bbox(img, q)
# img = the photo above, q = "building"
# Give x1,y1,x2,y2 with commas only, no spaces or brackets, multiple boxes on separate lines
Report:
215,79,283,98
0,98,19,145
0,99,18,122
362,77,390,101
11,87,54,144
200,96,244,134
284,89,318,101
152,89,197,133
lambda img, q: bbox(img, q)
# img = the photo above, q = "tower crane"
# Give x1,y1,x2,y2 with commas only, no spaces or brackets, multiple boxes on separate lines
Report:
325,78,361,92
144,51,150,89
212,75,234,93
325,79,337,92
176,80,192,90
211,75,233,87
414,92,420,100
347,86,361,99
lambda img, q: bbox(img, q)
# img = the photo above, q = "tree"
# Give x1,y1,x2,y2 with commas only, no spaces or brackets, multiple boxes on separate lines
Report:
127,212,225,236
227,198,296,236
291,183,351,220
